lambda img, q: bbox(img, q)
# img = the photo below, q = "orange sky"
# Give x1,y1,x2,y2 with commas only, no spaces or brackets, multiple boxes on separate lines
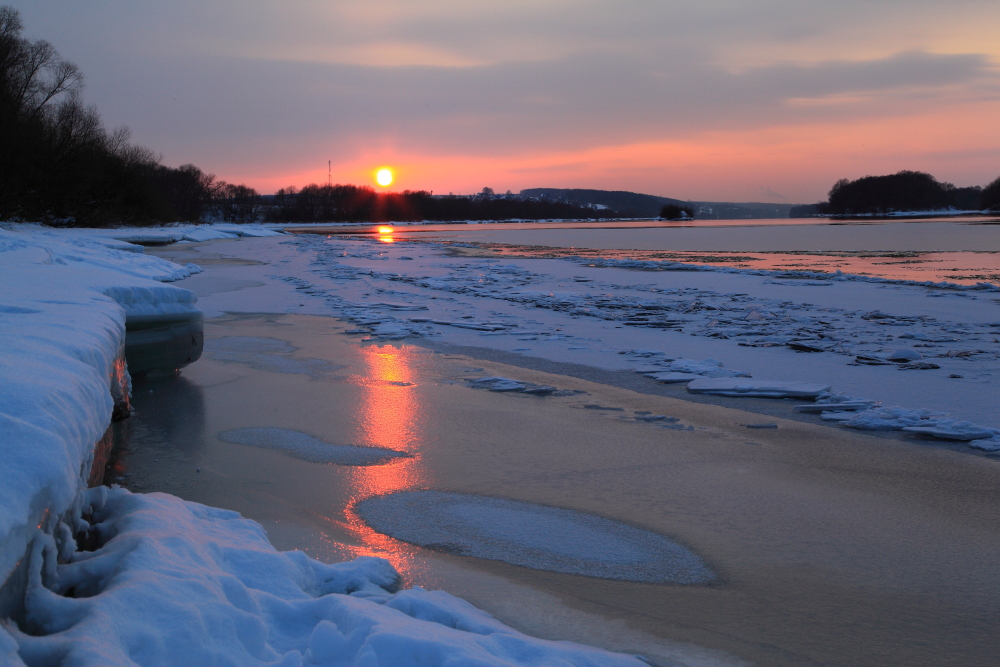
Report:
11,0,1000,202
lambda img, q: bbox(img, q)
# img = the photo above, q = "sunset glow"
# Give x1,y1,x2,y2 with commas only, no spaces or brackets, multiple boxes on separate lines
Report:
18,1,1000,202
343,344,426,580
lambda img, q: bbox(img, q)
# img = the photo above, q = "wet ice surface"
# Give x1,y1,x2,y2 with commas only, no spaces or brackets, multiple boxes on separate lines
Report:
355,491,715,584
218,427,408,465
206,335,345,377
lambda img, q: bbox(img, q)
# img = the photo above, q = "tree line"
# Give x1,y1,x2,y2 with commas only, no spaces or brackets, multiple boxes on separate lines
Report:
266,185,614,223
792,170,1000,217
0,6,261,226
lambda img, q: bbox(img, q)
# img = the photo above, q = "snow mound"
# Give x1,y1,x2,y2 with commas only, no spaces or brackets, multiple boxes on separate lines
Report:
217,428,409,465
0,225,199,592
686,378,831,398
182,227,240,242
355,491,714,585
6,488,644,666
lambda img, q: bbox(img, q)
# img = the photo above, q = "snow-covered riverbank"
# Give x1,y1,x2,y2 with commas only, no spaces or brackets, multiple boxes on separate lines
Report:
4,221,1000,665
0,225,651,666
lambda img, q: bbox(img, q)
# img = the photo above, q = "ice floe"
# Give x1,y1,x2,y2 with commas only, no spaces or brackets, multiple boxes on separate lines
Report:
465,376,561,395
355,491,714,584
217,428,409,465
686,378,831,398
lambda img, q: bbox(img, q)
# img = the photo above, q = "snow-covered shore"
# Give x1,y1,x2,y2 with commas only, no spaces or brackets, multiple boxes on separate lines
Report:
0,225,650,665
4,220,1000,665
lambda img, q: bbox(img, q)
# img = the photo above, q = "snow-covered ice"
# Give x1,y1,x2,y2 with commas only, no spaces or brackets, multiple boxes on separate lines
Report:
686,378,831,398
355,491,715,584
201,231,995,446
8,487,644,666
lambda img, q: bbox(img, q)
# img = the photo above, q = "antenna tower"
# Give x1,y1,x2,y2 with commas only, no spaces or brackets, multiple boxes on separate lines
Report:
328,160,331,187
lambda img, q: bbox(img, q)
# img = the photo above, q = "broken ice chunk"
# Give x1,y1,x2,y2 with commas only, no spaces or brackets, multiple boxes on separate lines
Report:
686,378,831,398
902,422,1000,441
969,437,1000,452
898,361,940,370
840,407,947,431
886,349,922,362
645,372,701,384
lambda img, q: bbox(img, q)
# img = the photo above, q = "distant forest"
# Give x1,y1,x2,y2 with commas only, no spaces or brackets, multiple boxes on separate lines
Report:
265,186,611,223
791,170,1000,217
0,7,268,225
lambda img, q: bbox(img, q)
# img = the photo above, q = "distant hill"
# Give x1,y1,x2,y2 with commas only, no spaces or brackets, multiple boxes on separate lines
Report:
519,189,684,217
519,188,799,219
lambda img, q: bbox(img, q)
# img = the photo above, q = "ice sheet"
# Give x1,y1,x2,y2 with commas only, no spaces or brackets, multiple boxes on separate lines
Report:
355,491,714,584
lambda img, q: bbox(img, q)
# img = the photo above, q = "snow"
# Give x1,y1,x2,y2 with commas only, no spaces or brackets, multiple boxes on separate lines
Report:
0,226,200,595
217,428,409,466
9,487,643,666
355,491,714,585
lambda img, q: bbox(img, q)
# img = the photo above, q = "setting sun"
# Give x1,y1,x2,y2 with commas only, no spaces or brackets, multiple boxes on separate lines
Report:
376,168,393,187
377,226,393,234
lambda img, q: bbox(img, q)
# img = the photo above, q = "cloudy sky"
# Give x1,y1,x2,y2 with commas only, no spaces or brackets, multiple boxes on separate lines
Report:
10,1,1000,202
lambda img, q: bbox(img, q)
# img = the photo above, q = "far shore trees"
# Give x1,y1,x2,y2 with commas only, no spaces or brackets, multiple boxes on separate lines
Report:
983,177,1000,211
0,6,260,225
658,204,695,220
823,170,987,215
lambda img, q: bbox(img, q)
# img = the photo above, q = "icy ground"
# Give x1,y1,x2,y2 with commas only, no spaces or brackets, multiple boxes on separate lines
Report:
0,225,651,666
180,231,1000,450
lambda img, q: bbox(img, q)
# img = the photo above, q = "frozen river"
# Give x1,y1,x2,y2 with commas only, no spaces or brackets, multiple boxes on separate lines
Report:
291,218,1000,285
111,235,1000,667
330,217,1000,252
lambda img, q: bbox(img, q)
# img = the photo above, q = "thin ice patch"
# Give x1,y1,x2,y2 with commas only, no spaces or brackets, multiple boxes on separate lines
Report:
355,491,714,584
206,336,344,377
218,428,408,466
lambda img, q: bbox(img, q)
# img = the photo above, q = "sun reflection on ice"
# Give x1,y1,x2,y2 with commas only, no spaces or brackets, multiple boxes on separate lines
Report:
342,343,428,581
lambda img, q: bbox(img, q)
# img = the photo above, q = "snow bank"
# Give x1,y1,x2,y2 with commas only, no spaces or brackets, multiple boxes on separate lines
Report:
0,225,199,634
8,488,644,666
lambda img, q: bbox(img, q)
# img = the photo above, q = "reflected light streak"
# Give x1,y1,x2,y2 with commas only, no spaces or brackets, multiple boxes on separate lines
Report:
343,344,428,582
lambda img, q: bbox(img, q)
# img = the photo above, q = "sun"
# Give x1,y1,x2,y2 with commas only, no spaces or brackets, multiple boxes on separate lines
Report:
376,168,393,187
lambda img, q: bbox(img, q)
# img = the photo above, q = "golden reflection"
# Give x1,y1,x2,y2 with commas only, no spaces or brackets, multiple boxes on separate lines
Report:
377,234,395,244
342,343,428,581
